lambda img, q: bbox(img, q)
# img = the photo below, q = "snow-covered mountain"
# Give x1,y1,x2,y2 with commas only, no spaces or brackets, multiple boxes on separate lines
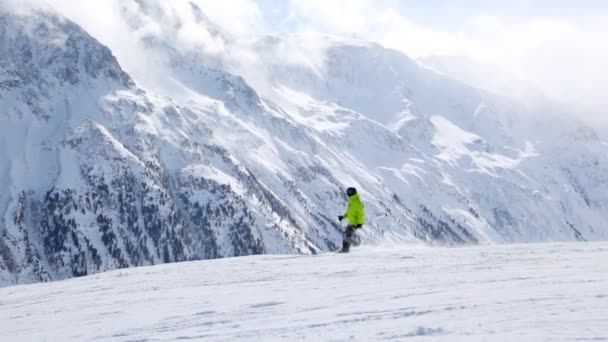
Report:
0,6,316,286
418,55,608,139
1,1,608,286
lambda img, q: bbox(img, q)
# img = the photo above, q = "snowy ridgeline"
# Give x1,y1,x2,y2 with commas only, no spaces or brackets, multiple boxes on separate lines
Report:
0,242,607,341
2,1,608,286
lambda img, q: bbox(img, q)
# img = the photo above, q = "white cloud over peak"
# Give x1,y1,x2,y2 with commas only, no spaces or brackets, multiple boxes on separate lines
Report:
189,0,264,35
284,0,608,125
7,0,606,126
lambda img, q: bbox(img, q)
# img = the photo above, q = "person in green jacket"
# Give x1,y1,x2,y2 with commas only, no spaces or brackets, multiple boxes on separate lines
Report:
338,187,365,253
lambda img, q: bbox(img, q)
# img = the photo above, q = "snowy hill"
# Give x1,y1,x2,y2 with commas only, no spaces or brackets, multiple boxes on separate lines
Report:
1,242,607,341
2,1,608,286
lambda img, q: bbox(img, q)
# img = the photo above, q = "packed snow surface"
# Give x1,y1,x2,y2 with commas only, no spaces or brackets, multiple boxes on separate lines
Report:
1,242,607,341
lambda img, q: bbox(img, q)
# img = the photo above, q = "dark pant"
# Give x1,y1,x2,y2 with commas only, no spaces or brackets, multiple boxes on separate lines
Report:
342,225,358,252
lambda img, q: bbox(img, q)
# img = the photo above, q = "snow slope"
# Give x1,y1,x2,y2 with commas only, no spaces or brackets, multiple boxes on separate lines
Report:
1,242,607,341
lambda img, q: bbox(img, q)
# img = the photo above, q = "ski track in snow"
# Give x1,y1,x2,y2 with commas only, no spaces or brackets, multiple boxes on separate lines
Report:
1,242,608,341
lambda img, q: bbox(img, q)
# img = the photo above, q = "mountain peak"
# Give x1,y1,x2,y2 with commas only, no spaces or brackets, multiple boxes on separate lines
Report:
1,7,132,91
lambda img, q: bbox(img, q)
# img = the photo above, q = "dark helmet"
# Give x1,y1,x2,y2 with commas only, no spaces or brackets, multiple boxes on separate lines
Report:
346,187,357,197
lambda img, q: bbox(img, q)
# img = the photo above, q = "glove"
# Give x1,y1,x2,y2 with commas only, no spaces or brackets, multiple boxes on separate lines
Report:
338,215,344,222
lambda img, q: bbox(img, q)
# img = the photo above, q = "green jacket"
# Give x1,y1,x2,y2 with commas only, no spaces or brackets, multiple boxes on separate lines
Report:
343,193,365,226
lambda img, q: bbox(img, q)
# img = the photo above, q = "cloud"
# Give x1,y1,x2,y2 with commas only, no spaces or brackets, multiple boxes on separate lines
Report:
284,0,608,125
284,0,473,57
5,0,607,127
190,0,263,35
41,0,329,96
0,0,46,13
32,0,263,94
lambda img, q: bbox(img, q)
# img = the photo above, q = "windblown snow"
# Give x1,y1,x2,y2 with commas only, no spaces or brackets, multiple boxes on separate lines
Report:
1,243,607,341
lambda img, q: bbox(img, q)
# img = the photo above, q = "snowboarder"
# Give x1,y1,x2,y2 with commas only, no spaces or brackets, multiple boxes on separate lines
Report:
337,187,365,253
